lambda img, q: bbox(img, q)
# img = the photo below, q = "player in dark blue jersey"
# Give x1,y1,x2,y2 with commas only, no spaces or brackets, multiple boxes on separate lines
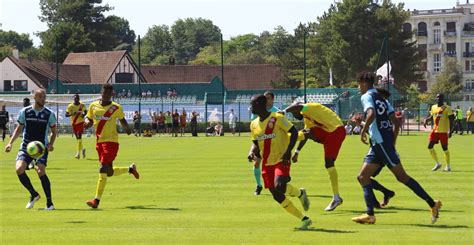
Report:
352,71,441,224
5,89,57,210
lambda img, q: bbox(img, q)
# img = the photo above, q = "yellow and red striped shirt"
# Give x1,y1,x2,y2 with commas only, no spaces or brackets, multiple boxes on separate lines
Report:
66,102,85,125
87,101,125,143
301,103,343,132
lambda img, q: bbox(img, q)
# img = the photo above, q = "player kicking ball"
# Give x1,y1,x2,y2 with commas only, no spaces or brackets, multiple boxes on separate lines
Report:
84,84,140,209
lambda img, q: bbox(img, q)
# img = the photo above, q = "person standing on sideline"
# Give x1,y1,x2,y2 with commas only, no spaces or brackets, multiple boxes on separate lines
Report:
5,89,57,210
352,72,441,224
133,111,141,137
65,94,86,159
190,111,198,136
84,84,140,209
453,105,463,135
423,94,455,171
466,107,474,134
249,94,312,229
0,105,9,141
179,109,187,136
228,109,237,136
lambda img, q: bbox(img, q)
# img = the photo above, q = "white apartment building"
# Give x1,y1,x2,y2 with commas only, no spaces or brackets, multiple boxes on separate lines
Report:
406,0,474,100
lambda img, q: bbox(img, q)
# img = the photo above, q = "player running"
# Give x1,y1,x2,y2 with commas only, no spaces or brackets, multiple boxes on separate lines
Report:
285,102,345,211
249,94,312,230
352,71,441,224
65,94,86,159
84,84,140,209
423,94,455,171
5,89,57,210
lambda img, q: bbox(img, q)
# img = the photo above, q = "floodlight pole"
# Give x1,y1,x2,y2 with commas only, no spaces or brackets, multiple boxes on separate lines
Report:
138,35,142,136
55,36,59,126
303,30,307,103
221,33,225,129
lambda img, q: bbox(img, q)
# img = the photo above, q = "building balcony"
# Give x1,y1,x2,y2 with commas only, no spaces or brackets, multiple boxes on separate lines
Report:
428,43,443,51
416,31,428,36
444,31,457,37
411,8,464,16
444,51,456,57
462,31,474,37
463,51,474,57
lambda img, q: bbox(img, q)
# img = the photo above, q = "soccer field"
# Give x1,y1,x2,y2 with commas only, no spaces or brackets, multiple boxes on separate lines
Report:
1,133,473,244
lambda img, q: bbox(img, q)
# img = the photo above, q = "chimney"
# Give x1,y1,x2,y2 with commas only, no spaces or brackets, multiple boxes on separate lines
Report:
12,49,19,59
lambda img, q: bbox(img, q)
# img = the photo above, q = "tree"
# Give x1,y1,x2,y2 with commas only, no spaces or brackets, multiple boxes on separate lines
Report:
132,25,173,64
431,57,463,96
38,0,135,61
312,0,420,89
171,18,221,64
0,30,37,60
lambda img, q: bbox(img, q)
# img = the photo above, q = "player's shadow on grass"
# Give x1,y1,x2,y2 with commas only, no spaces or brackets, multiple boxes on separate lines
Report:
409,224,470,229
47,168,68,171
383,206,463,213
52,208,104,212
295,227,357,233
307,194,332,199
124,205,181,211
66,221,86,224
333,209,397,214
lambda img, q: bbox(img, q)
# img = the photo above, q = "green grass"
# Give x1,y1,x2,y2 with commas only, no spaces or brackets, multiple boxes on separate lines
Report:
1,133,473,244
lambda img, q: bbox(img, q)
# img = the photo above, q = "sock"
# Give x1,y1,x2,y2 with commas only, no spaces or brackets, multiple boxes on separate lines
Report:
404,178,435,207
78,139,83,152
362,182,376,216
444,150,450,167
285,184,301,197
280,198,304,219
112,167,129,176
371,178,392,196
18,173,38,197
40,175,52,206
429,149,439,164
326,167,339,197
253,166,262,187
94,173,107,200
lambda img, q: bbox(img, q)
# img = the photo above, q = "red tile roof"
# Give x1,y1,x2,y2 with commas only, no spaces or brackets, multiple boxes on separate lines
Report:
141,64,282,90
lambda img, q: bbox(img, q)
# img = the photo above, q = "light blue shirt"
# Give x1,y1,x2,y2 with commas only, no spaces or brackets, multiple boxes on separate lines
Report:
361,88,394,145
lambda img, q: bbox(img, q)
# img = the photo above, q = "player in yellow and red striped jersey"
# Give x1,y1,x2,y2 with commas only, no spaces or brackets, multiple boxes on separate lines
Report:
249,94,312,230
66,94,86,159
84,84,140,209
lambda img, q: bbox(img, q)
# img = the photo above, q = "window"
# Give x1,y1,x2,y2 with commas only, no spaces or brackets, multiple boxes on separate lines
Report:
417,22,427,36
466,80,471,90
3,80,11,91
433,21,440,26
433,54,441,72
434,29,441,44
403,23,412,33
418,44,427,59
115,73,133,83
466,60,470,71
446,22,456,32
446,43,456,56
13,80,27,91
470,61,474,71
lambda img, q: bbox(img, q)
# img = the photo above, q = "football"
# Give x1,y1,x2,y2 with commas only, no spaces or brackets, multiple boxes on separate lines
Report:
26,141,46,159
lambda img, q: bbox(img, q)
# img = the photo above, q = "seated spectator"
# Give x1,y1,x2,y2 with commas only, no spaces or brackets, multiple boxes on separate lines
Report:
143,127,153,137
172,88,178,97
146,89,152,98
127,90,132,98
206,123,215,136
141,91,146,97
157,90,161,97
214,122,223,136
167,88,172,97
345,122,353,135
353,125,361,135
122,89,126,97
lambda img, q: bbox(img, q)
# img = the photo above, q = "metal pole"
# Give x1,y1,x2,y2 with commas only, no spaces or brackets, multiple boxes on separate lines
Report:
221,33,225,132
138,35,142,136
303,30,307,103
238,101,241,137
385,33,391,103
55,36,59,128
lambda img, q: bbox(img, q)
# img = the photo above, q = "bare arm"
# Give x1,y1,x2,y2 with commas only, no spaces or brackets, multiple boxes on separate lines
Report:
120,118,131,135
5,124,24,152
248,141,261,162
282,126,298,165
361,108,375,145
389,113,400,145
84,117,93,129
48,126,57,151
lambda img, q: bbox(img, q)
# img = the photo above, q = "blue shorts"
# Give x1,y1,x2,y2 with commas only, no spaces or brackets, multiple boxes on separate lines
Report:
16,150,49,167
364,142,400,169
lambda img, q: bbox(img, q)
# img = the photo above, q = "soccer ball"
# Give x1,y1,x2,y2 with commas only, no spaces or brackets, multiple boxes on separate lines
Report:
26,141,46,159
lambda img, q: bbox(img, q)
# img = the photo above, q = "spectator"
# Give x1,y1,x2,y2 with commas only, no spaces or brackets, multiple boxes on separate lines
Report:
190,111,199,137
228,109,237,136
214,122,223,136
165,111,172,135
157,111,166,136
172,88,178,97
344,121,353,135
454,105,463,135
352,124,361,135
50,88,56,94
172,109,180,137
146,89,152,98
127,90,132,98
167,88,172,97
206,122,215,136
395,109,404,133
466,107,474,134
122,89,126,98
157,90,161,97
141,91,146,98
133,111,141,136
179,109,187,137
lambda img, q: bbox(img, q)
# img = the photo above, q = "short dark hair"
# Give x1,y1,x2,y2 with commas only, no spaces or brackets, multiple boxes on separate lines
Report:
357,71,376,85
102,83,113,91
253,94,267,107
264,91,275,99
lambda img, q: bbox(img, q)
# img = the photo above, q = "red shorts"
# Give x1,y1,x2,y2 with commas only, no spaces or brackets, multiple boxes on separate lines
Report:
429,132,448,146
261,162,290,189
310,126,346,160
72,122,84,135
96,142,119,164
180,122,186,128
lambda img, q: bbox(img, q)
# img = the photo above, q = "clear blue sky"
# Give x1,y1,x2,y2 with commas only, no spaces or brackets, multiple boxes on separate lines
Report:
0,0,459,47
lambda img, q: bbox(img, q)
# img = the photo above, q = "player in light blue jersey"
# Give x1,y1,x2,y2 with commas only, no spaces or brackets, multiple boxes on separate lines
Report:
352,71,441,225
248,91,280,195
